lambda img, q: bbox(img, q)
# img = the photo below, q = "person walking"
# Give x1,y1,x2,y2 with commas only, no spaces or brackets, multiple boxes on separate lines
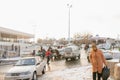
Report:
46,48,51,65
89,43,107,80
84,44,89,53
40,46,46,59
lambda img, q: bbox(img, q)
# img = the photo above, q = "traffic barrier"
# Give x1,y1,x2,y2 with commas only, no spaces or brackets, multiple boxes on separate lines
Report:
114,63,120,80
106,59,119,77
0,74,4,80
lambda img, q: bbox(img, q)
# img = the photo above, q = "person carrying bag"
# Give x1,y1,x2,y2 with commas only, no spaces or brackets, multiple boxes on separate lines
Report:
89,43,107,80
102,66,110,80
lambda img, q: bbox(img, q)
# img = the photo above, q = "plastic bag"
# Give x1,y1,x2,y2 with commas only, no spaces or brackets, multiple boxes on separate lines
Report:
102,66,110,80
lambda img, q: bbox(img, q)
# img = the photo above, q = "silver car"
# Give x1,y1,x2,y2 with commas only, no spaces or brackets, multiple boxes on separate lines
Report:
87,49,113,62
5,56,46,80
63,46,80,61
102,49,113,60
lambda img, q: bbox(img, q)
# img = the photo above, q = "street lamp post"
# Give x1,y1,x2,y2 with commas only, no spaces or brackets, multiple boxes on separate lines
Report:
32,25,36,43
67,4,72,44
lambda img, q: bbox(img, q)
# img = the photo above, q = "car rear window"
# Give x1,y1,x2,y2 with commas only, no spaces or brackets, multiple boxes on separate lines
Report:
65,48,72,52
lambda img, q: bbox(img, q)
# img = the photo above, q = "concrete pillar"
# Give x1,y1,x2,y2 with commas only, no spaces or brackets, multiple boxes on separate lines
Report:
114,63,120,80
107,59,119,77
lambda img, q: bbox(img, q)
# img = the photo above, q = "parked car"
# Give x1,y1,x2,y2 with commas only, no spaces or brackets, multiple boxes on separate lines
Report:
63,46,80,61
109,49,120,59
5,56,46,80
20,49,32,57
51,49,61,60
57,48,65,58
87,49,113,62
50,47,66,60
103,51,113,60
100,49,113,60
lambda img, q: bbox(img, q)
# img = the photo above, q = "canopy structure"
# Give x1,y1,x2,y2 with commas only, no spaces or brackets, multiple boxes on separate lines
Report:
0,27,34,40
0,27,34,58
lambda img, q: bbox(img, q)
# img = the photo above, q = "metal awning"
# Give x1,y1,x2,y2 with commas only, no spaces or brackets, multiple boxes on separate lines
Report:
0,27,34,39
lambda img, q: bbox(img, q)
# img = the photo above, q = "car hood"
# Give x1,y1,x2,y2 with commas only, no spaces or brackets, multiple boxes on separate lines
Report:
7,65,35,73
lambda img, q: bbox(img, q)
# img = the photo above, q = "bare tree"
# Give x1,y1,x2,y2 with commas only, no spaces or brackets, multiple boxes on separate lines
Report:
58,38,67,45
37,38,55,45
37,38,43,43
73,32,93,45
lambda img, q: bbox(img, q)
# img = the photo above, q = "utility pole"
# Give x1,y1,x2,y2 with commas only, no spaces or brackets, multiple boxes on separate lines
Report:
32,25,36,43
67,4,72,44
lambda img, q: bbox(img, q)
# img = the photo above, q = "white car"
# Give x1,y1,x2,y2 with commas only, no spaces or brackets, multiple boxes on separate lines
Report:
63,46,80,61
58,48,65,56
5,56,46,80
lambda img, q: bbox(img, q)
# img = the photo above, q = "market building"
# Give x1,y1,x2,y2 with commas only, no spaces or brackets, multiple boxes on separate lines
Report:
0,27,34,58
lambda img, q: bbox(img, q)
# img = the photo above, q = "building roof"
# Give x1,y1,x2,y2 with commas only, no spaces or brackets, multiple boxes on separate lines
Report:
0,27,34,39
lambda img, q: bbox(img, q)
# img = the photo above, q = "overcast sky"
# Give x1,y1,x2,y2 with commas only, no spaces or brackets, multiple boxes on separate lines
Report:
0,0,120,39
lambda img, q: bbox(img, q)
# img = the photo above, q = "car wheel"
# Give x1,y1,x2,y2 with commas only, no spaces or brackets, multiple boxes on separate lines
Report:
32,72,37,80
71,57,76,60
42,66,46,74
65,58,68,61
78,54,80,59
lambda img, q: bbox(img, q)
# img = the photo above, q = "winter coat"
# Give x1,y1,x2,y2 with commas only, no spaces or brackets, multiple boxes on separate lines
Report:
46,51,51,57
89,49,106,73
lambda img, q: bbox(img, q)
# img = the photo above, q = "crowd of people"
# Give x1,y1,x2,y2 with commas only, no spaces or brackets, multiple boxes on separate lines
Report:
34,46,56,65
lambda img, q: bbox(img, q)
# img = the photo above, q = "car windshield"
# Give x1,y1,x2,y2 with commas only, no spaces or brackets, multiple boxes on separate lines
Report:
65,48,72,52
15,58,35,66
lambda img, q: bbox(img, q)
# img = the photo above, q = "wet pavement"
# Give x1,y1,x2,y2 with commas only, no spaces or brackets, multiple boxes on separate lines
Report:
38,49,92,80
0,49,114,80
38,49,114,80
39,65,92,80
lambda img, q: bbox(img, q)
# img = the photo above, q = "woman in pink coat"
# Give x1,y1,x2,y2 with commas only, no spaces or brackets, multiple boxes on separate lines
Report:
89,43,107,80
